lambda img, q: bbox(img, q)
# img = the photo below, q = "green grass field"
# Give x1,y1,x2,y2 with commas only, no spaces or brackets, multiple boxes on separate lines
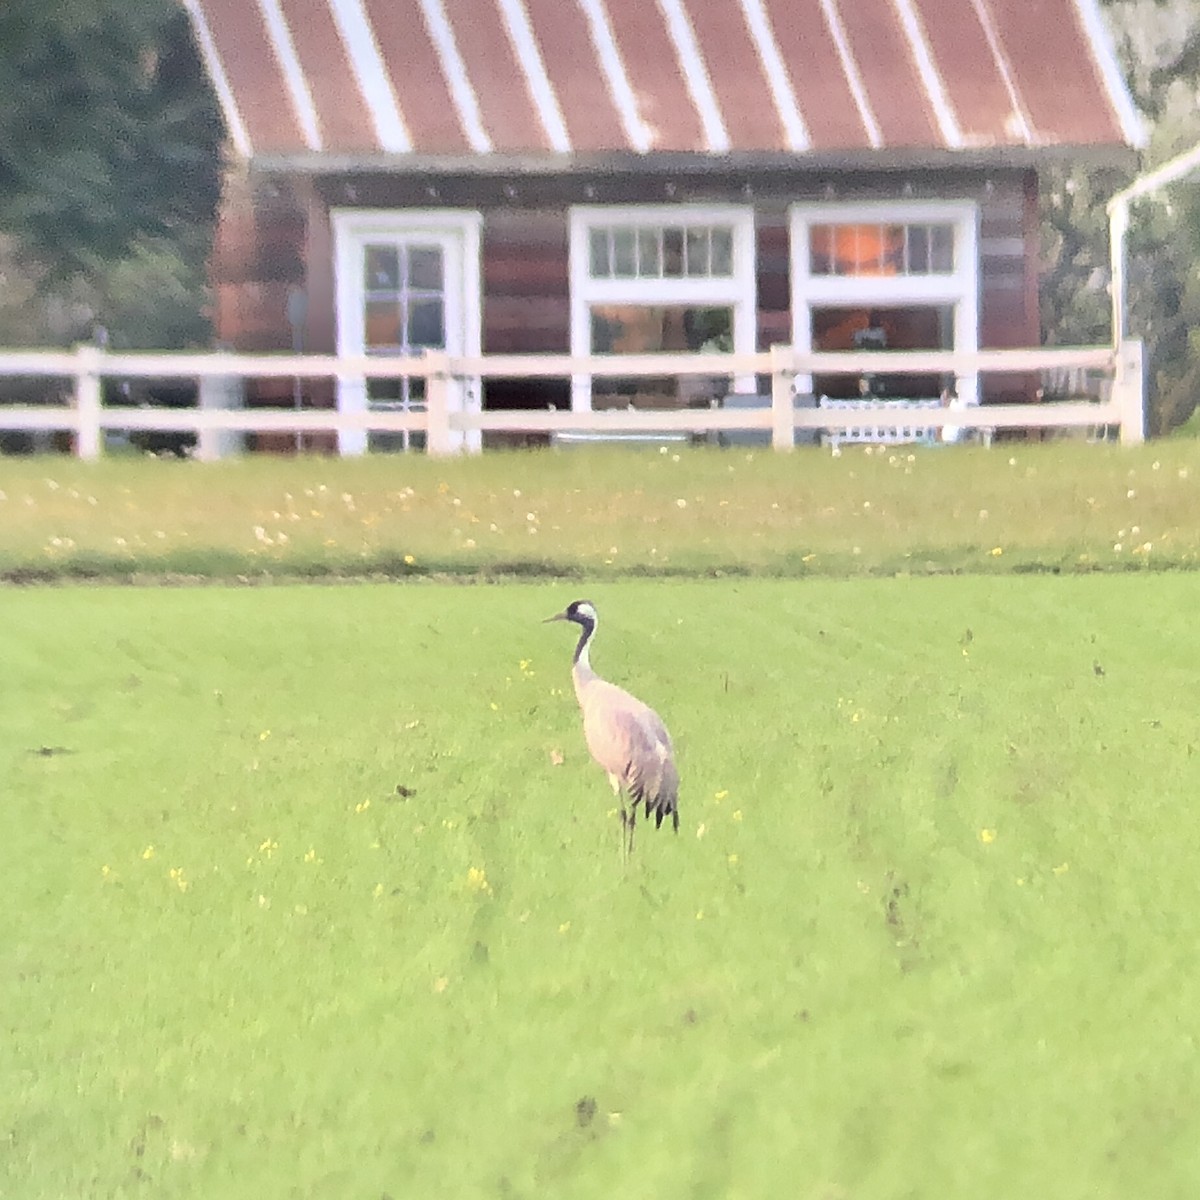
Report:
5,577,1200,1198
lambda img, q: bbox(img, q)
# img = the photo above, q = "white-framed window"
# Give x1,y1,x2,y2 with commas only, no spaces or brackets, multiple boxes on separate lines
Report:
332,208,482,454
789,200,979,403
569,205,757,410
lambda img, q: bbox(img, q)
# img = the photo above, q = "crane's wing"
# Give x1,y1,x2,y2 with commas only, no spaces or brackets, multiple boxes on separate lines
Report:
582,682,679,830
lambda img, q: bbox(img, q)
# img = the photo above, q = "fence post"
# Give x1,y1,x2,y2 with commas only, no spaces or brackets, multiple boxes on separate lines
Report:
74,343,103,459
424,350,453,457
770,343,794,451
1115,338,1145,445
197,371,245,461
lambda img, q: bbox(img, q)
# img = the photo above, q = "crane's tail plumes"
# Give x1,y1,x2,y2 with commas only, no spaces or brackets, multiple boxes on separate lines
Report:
630,771,680,834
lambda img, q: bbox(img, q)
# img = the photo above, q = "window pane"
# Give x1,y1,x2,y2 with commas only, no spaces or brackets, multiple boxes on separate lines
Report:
589,304,733,408
907,225,929,274
364,245,400,292
663,227,684,277
882,226,905,274
809,225,833,275
811,305,954,399
930,224,954,272
408,245,443,291
637,228,662,277
612,227,636,277
364,299,401,348
685,228,708,276
589,228,611,277
710,227,733,275
407,299,445,348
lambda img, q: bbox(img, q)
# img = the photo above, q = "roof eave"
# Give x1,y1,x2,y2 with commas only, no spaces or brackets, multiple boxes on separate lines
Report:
247,144,1141,179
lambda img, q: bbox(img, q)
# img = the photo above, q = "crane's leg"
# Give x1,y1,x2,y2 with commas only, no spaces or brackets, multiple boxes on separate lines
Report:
608,773,628,864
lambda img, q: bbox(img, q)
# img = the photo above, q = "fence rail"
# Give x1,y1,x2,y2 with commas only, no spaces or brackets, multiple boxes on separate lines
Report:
0,341,1144,457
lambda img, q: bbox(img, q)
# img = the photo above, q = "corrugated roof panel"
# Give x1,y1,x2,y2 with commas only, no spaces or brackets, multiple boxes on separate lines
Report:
440,0,553,152
913,0,1027,144
605,0,708,151
282,0,378,152
836,0,941,147
362,0,472,153
204,2,307,153
984,0,1122,144
686,0,790,152
524,0,627,151
764,0,874,150
189,0,1140,160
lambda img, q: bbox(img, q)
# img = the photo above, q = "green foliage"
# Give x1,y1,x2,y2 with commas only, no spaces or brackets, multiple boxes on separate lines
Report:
4,578,1200,1198
0,0,222,279
0,0,222,348
1041,1,1200,435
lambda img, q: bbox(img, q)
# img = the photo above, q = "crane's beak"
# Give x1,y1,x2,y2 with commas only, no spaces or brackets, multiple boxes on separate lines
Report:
543,610,568,624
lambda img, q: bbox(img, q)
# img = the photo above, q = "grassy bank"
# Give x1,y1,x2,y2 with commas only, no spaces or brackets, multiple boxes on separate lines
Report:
1,440,1197,581
4,578,1200,1197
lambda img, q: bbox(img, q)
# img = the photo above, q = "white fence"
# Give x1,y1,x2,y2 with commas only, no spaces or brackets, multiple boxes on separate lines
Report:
0,341,1144,458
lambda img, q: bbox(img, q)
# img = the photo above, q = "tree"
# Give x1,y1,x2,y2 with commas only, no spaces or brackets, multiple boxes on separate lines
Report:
0,0,223,346
1040,0,1200,434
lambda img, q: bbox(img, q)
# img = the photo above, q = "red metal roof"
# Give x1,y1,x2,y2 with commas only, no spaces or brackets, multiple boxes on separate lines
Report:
183,0,1143,163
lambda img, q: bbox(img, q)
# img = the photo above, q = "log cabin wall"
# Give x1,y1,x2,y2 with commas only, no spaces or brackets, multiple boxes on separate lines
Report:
210,166,1043,432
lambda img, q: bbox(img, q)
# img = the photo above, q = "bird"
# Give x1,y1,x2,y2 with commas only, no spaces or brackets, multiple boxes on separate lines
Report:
545,599,679,857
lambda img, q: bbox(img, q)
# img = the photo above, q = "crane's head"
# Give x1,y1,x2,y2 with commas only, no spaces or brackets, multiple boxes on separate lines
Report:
544,599,597,629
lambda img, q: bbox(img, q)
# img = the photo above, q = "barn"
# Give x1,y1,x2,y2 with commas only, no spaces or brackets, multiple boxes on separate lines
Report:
184,0,1143,452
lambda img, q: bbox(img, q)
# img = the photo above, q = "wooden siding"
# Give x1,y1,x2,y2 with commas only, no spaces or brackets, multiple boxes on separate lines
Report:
210,168,1043,414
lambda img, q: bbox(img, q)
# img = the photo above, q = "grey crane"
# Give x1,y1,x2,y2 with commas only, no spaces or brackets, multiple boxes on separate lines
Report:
546,599,679,856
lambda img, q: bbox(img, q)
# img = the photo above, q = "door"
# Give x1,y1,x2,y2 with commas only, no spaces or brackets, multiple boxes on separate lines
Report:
333,210,482,454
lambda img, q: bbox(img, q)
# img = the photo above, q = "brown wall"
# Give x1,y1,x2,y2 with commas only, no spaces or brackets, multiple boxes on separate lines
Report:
210,167,1043,413
978,170,1040,402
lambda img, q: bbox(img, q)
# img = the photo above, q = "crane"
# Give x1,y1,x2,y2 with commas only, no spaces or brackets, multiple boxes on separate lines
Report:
546,599,679,857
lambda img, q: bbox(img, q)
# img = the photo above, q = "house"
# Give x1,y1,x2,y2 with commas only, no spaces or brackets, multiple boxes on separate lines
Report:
184,0,1143,452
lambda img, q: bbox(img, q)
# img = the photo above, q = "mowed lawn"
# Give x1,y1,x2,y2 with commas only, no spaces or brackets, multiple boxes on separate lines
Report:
4,577,1200,1199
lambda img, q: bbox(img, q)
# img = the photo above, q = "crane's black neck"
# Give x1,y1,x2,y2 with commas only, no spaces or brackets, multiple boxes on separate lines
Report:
572,612,596,668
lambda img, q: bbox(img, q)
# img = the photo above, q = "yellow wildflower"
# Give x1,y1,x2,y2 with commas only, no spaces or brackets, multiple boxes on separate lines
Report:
979,828,996,844
466,867,492,895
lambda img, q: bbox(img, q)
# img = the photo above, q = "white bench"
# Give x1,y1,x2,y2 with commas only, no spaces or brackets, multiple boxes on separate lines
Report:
819,397,942,449
551,430,691,448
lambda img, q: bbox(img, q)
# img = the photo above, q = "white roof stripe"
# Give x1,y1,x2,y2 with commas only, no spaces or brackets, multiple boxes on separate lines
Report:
183,0,252,157
328,0,411,152
1070,0,1147,147
255,0,322,151
656,0,730,153
737,0,809,152
496,0,572,153
967,0,1034,143
577,0,654,153
818,0,882,149
890,0,962,147
418,0,493,152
